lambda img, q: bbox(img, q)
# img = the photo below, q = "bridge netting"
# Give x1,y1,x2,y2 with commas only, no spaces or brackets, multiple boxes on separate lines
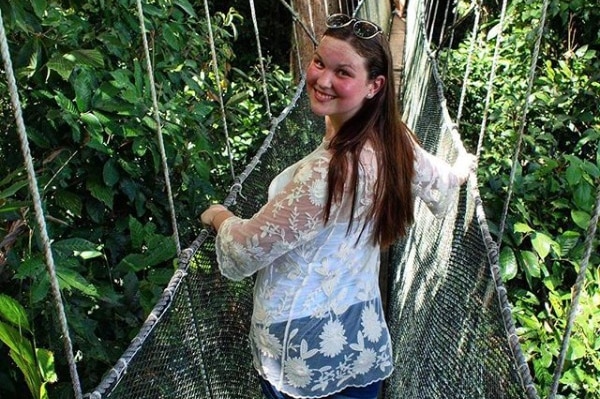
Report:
1,0,540,398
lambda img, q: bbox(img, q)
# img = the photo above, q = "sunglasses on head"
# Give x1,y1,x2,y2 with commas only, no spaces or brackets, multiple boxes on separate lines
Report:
326,13,383,40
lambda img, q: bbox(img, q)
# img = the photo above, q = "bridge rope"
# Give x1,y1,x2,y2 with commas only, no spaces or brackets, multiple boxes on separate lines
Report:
276,0,318,47
549,183,600,399
456,0,481,127
203,0,236,181
134,0,181,255
249,0,273,120
496,0,550,244
475,0,508,160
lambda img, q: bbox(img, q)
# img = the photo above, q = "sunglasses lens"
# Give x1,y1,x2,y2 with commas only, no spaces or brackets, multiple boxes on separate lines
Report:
326,14,381,40
327,13,352,28
353,21,380,39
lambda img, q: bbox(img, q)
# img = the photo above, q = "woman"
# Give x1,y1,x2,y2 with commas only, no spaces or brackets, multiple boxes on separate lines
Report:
201,14,475,399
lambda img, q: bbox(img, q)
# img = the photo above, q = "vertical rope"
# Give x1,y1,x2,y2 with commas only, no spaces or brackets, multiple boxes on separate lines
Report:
443,0,460,53
0,9,83,399
323,0,330,17
428,0,440,44
437,0,453,49
496,0,549,244
248,0,272,120
277,0,318,46
202,0,236,181
292,20,304,78
549,183,600,399
353,0,368,16
134,0,181,255
475,0,508,159
456,0,481,127
307,0,316,39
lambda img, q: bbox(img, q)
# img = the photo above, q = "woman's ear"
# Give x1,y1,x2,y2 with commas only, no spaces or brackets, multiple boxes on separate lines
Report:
370,75,386,97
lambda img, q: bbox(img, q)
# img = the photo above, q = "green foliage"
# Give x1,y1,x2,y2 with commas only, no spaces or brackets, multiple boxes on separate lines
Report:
0,294,57,399
441,0,600,397
0,0,293,397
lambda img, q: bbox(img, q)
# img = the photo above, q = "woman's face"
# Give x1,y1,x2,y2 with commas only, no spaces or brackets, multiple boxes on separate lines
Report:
306,35,383,129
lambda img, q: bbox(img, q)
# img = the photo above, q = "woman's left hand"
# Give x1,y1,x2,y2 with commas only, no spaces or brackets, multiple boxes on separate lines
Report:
452,152,477,185
201,204,229,228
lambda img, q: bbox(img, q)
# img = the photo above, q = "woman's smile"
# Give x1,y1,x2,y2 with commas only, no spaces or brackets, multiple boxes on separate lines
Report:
313,88,336,102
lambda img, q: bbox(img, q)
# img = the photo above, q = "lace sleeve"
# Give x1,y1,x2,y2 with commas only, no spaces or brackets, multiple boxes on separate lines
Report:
412,145,465,217
215,155,333,281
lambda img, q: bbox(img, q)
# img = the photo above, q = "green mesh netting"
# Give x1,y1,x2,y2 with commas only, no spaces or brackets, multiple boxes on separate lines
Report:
86,1,538,398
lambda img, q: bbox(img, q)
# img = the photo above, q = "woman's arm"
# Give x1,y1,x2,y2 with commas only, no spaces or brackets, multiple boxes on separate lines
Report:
412,145,476,217
202,155,336,281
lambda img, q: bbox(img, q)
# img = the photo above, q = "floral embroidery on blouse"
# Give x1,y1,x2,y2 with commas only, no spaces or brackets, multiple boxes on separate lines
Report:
214,139,463,398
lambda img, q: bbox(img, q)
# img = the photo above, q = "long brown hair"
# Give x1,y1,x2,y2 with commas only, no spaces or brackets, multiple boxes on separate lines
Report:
322,24,416,248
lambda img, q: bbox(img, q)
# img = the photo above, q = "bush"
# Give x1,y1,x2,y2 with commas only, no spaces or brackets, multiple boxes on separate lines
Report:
440,0,600,397
0,0,293,396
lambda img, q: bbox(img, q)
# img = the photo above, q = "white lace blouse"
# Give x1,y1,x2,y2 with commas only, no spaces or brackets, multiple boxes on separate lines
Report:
215,138,465,398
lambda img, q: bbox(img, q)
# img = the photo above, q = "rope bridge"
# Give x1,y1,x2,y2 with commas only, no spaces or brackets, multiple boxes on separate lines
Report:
3,0,597,398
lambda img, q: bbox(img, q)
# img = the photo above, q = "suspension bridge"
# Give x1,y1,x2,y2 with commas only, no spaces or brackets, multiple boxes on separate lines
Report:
1,0,598,398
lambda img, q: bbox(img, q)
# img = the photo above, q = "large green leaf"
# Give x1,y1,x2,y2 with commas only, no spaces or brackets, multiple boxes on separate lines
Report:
103,158,120,187
52,238,100,256
46,55,75,80
129,217,145,249
73,69,96,112
499,246,518,281
573,180,594,212
0,322,38,389
87,177,114,209
35,348,57,384
566,338,587,361
53,189,83,217
531,232,555,260
0,321,55,399
117,235,176,272
70,49,104,68
80,111,103,135
0,295,30,332
30,0,47,19
57,267,99,298
520,250,541,279
0,180,28,199
174,0,197,18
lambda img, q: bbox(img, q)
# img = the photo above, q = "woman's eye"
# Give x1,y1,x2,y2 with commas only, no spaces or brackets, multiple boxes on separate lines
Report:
313,59,324,68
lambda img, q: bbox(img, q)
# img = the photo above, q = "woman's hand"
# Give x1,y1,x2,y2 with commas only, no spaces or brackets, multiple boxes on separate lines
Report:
201,204,231,230
452,152,478,185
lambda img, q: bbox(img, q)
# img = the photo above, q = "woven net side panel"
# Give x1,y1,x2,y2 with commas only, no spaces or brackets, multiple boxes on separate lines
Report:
100,249,257,399
87,92,323,399
383,1,535,398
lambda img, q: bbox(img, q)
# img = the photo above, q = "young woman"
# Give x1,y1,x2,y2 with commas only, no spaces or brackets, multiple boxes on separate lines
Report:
201,14,475,399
